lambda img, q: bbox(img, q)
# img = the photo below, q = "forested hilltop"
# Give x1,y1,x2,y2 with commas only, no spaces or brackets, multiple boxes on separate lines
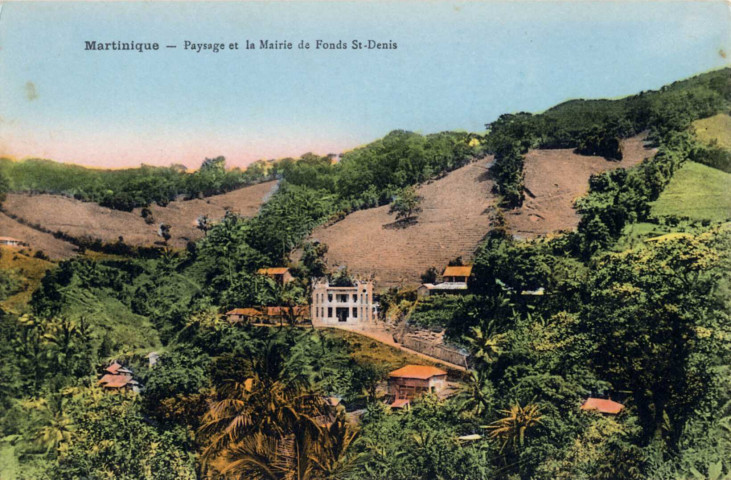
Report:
0,68,729,480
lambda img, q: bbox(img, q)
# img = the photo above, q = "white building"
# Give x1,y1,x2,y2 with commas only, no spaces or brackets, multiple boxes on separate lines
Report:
311,279,377,326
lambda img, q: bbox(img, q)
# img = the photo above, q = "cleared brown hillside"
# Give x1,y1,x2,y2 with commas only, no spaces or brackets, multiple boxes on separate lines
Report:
2,180,277,249
506,134,657,239
308,158,496,288
0,211,77,259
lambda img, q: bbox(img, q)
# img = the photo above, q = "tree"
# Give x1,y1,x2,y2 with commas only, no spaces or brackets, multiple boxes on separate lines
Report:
420,266,438,284
487,402,542,454
585,231,726,446
158,223,172,244
196,214,211,236
463,322,505,370
0,170,10,206
389,186,422,221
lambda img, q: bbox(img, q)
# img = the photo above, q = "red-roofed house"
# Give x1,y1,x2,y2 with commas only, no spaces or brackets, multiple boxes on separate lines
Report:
105,362,122,374
225,307,264,324
580,398,625,415
442,265,473,283
388,365,448,401
257,267,294,285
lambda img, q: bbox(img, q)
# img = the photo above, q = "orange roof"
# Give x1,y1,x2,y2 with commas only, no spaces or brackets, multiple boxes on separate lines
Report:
102,376,133,389
257,267,290,276
581,398,625,415
226,308,263,316
0,237,22,242
442,265,473,277
105,362,122,374
389,365,447,380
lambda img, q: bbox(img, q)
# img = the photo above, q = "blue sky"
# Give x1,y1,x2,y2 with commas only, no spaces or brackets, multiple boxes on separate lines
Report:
0,1,729,168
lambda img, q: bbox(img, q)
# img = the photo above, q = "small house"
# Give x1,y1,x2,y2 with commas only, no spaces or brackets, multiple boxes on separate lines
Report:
418,265,473,297
442,265,473,284
580,398,625,415
98,362,139,392
257,267,294,285
388,365,448,401
225,307,264,324
0,237,28,247
417,283,435,298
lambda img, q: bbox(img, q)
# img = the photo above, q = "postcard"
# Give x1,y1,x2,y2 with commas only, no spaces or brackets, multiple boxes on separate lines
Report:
0,1,729,479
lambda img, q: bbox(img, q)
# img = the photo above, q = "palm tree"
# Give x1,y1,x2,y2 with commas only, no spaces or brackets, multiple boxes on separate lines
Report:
486,402,542,454
463,322,504,369
457,369,494,416
33,394,75,456
309,412,358,479
198,340,325,463
216,412,357,480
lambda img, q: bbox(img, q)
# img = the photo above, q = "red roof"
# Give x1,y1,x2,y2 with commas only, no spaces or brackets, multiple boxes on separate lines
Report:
442,265,473,278
98,373,132,387
226,308,263,316
102,376,133,389
105,362,122,374
389,365,447,380
581,398,625,415
258,267,290,276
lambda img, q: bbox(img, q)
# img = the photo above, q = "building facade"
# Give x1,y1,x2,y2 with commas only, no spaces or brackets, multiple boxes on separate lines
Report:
388,365,448,401
311,279,376,326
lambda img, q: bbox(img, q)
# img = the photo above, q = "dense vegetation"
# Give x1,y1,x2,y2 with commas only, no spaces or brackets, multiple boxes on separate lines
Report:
0,68,729,480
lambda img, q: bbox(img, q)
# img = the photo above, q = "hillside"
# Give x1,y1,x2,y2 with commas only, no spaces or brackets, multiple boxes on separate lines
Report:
507,135,657,238
1,180,277,253
310,134,655,287
306,157,496,288
651,161,731,221
0,248,54,313
693,113,731,149
0,211,77,259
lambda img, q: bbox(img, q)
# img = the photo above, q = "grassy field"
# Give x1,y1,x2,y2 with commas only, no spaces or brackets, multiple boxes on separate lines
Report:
0,248,55,314
322,328,443,372
650,161,731,222
693,114,731,150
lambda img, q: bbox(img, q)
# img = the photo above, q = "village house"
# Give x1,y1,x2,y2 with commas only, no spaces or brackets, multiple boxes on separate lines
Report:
0,237,28,248
311,279,377,326
417,265,473,297
97,361,139,392
257,267,294,285
388,365,448,407
580,397,625,415
225,307,265,324
225,306,310,325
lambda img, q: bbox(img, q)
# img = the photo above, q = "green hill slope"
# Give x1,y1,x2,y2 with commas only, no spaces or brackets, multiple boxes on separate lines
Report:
651,161,731,221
